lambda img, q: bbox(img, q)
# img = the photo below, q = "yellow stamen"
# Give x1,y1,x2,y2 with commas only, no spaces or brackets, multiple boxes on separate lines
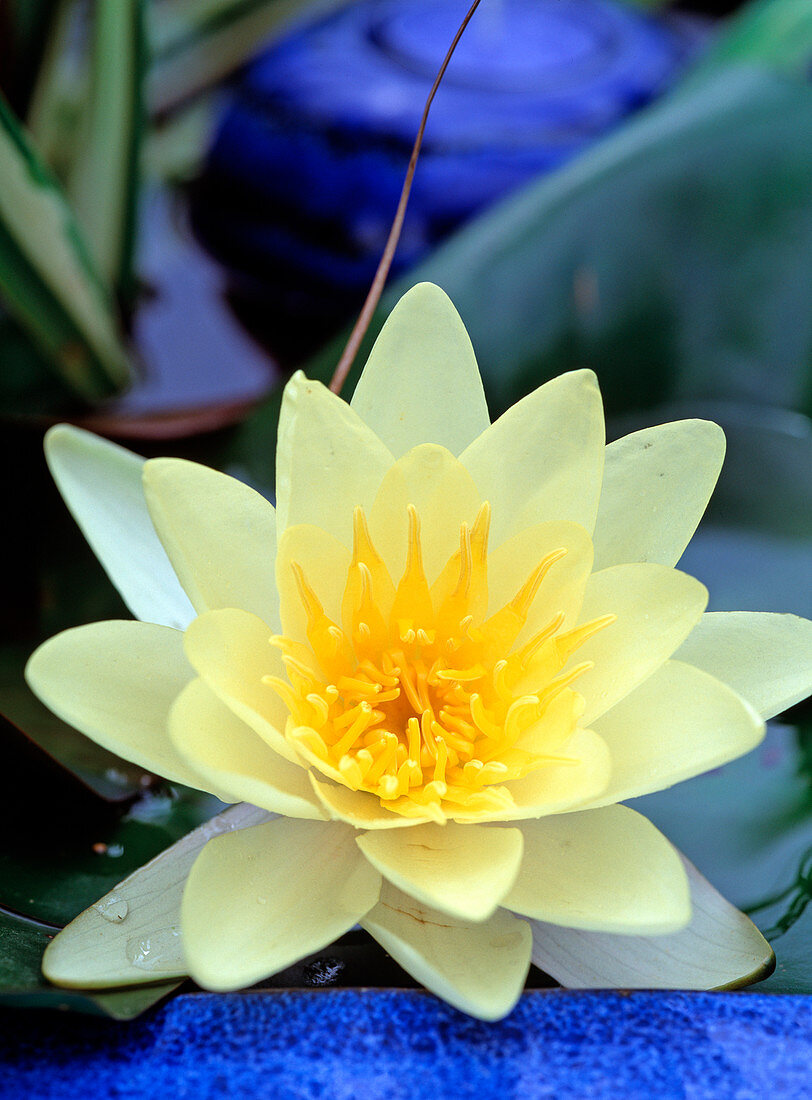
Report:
263,505,612,820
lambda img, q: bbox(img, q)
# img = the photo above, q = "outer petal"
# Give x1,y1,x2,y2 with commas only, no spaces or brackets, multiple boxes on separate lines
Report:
455,729,611,824
143,458,280,628
170,679,325,819
350,282,490,458
460,370,604,548
367,445,483,584
362,881,532,1021
183,608,297,763
276,372,393,546
43,804,270,989
505,806,690,935
356,823,524,923
675,612,812,719
530,856,774,991
181,818,381,991
44,425,193,628
26,621,204,788
592,421,725,571
570,563,708,726
588,660,764,807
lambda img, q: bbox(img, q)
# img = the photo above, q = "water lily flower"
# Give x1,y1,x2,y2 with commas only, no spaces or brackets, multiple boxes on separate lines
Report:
28,284,812,1020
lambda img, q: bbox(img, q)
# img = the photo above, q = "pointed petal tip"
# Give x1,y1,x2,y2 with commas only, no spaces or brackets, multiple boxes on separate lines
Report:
395,281,453,307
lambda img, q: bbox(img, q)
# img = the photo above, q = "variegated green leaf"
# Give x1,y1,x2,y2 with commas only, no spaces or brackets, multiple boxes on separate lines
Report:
147,0,357,115
0,93,131,400
67,0,146,303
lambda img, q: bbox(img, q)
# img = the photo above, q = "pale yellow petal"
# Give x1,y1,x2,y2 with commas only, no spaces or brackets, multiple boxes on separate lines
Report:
350,282,490,458
143,458,279,628
276,371,393,545
170,679,325,818
593,421,725,570
276,524,352,645
454,728,611,824
44,425,194,628
182,818,381,991
43,804,269,989
182,608,297,763
362,881,532,1021
309,773,432,828
506,806,690,934
460,370,604,549
587,660,764,806
675,612,812,719
530,855,774,990
357,823,523,922
572,563,708,726
26,621,201,788
486,520,593,638
367,444,482,584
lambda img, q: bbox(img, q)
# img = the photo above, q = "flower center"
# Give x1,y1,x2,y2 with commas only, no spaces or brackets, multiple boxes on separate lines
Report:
266,504,613,823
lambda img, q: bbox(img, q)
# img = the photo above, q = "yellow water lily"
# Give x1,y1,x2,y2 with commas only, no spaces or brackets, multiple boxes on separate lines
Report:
28,284,812,1020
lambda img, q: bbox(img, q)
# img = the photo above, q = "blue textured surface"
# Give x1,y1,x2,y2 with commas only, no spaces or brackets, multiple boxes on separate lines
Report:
2,990,810,1099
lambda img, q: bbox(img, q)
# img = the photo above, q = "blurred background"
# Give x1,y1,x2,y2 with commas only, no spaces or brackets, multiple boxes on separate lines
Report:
0,0,810,1013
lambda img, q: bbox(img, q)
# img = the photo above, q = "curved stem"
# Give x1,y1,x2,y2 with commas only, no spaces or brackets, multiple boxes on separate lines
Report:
328,0,484,395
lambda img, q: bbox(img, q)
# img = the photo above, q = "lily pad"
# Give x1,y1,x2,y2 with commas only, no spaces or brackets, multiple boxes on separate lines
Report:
686,0,812,83
0,776,223,928
0,910,180,1018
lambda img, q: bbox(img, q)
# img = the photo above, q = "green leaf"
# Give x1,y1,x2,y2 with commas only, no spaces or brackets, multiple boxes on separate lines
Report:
66,0,146,305
0,779,223,928
0,92,132,402
146,0,358,115
25,0,89,181
686,0,812,83
0,909,180,1018
406,67,812,420
225,68,812,493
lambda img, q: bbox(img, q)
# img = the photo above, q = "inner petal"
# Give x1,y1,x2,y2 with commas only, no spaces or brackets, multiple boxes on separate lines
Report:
367,444,482,584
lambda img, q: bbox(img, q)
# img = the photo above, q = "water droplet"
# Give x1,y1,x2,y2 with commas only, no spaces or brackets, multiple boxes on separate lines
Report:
126,928,181,972
93,895,129,923
104,767,130,787
125,790,174,823
256,895,267,905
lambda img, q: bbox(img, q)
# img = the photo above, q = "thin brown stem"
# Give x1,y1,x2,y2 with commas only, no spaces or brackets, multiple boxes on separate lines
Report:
328,0,484,395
